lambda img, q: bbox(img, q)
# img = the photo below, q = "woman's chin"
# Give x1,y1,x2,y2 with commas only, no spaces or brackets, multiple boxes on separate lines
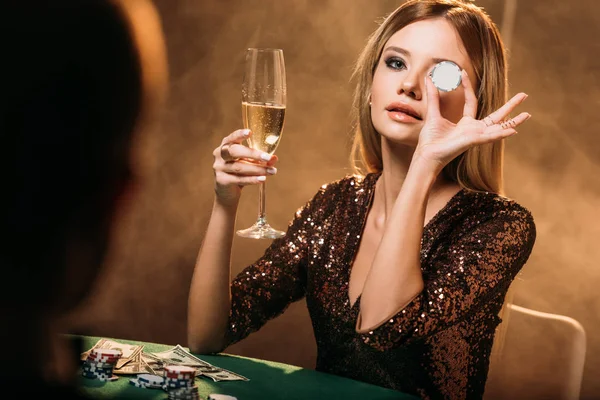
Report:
379,130,420,148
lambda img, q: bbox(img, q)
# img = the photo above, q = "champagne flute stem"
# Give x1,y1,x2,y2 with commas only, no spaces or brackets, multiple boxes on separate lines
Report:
257,180,267,226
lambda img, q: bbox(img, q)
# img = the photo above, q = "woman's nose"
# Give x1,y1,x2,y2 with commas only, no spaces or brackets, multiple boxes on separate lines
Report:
399,73,423,100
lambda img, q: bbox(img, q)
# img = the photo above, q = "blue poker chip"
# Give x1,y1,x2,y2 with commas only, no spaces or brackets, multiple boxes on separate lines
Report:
84,366,114,373
82,369,113,377
83,366,113,374
165,378,194,388
83,360,114,368
81,369,117,381
97,375,119,382
165,377,193,382
129,378,150,388
167,393,200,400
138,374,165,386
167,386,199,395
83,364,112,370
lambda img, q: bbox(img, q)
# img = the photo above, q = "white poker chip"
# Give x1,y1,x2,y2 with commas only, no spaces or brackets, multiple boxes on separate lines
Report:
137,374,165,389
91,348,122,357
208,395,238,400
429,60,462,92
138,374,164,385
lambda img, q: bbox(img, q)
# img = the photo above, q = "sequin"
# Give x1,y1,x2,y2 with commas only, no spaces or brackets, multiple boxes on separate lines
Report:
223,172,536,400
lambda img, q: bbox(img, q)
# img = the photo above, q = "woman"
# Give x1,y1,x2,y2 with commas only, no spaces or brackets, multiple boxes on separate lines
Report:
188,1,536,399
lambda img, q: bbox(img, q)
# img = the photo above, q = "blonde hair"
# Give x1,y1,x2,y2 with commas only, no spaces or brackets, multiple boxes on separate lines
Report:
350,0,508,195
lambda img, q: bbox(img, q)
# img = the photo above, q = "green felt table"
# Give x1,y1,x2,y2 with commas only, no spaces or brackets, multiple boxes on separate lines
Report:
77,335,419,400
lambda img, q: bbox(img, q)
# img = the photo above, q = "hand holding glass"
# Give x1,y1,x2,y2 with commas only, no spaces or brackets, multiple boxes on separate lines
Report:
236,48,287,239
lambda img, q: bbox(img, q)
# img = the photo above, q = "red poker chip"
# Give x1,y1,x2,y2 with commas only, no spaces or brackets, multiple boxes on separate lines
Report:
89,354,119,360
91,349,122,358
88,354,120,360
87,356,119,362
165,373,195,380
84,361,115,368
164,366,196,374
87,359,119,365
165,371,195,378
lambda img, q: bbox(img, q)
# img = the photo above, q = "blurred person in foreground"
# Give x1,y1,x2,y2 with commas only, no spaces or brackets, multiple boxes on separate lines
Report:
0,0,167,396
188,0,536,399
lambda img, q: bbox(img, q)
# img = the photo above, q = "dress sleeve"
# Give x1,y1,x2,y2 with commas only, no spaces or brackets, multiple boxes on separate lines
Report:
222,184,330,348
356,206,536,351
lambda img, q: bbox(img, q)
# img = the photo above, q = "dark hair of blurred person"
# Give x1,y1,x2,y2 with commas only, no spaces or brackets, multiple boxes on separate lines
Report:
0,0,167,396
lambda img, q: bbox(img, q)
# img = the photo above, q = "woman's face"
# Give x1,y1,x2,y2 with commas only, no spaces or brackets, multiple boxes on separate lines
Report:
370,18,477,146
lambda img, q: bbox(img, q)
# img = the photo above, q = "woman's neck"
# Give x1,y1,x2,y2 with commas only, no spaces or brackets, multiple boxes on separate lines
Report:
371,141,455,229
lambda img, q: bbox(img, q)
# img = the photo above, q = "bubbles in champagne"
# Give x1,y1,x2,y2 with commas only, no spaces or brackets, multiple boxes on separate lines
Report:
242,102,286,154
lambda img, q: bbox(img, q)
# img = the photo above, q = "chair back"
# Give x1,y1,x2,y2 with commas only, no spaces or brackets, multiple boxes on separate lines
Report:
485,298,586,400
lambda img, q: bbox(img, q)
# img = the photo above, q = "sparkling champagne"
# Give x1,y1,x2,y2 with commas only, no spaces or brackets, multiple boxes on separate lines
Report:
242,101,286,154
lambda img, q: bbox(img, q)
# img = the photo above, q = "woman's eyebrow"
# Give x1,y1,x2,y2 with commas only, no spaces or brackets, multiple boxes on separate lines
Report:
384,46,462,68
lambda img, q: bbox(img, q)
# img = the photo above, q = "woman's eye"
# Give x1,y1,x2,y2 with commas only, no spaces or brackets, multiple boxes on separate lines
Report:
385,57,406,70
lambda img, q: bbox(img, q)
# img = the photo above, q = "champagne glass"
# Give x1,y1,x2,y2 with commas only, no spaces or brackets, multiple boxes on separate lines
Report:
236,48,287,239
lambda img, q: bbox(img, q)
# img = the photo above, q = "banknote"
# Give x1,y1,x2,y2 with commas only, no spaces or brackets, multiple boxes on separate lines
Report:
201,368,249,382
80,338,144,369
149,344,214,368
148,344,248,381
113,351,155,375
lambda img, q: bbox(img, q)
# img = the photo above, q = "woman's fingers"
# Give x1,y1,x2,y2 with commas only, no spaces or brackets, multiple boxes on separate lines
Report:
216,171,268,187
221,128,251,145
213,129,279,182
486,111,531,132
225,144,273,164
476,112,531,144
424,74,441,119
461,70,478,119
222,160,277,176
485,93,528,125
499,112,531,131
214,129,274,165
213,130,280,203
265,154,279,167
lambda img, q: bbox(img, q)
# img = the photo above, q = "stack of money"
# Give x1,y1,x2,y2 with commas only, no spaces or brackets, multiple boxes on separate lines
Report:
81,339,145,370
81,339,155,375
81,339,250,384
81,348,121,381
147,344,249,382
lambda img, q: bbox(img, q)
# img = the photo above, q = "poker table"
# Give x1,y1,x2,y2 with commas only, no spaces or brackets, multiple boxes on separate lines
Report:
77,335,419,400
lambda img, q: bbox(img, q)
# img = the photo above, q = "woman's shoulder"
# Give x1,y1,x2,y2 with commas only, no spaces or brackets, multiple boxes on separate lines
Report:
461,188,536,229
316,172,379,196
300,172,378,216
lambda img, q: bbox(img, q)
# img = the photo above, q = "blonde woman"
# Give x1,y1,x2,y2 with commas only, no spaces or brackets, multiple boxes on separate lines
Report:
188,1,536,398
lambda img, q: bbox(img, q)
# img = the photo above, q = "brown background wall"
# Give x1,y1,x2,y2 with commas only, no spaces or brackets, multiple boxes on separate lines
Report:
66,1,600,399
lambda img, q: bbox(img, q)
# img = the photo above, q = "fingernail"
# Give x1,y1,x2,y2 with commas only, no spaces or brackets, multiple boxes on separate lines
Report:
526,114,532,120
267,167,277,175
257,176,266,181
242,129,251,136
260,153,272,161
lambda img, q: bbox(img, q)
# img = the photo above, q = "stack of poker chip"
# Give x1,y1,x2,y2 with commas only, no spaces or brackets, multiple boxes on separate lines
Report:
81,348,121,381
163,365,199,400
129,373,165,389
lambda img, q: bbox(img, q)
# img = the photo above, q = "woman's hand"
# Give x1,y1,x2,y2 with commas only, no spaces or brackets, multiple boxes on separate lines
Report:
414,70,531,172
212,129,278,207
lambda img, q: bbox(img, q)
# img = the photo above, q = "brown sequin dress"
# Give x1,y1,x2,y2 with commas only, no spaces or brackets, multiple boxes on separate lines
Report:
224,172,536,400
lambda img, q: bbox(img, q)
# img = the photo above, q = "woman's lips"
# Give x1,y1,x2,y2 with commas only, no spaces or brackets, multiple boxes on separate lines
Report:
387,110,422,123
